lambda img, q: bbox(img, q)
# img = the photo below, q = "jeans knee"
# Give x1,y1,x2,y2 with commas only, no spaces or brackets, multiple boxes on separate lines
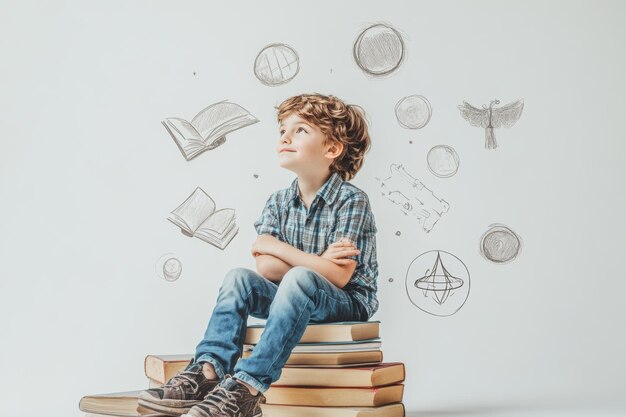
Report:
222,267,254,291
280,266,320,295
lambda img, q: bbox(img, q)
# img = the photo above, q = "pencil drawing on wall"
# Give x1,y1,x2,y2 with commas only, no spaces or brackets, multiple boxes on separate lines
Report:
405,250,470,316
395,95,432,129
162,100,258,161
155,253,183,282
458,98,524,149
353,23,405,77
427,145,460,178
167,187,238,250
376,164,450,233
479,223,522,264
253,43,300,86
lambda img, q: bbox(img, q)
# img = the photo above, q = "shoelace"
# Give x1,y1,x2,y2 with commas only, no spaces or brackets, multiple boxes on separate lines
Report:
203,383,242,414
164,368,201,393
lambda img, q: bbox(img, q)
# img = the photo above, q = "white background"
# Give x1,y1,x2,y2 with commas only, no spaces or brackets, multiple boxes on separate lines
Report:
1,1,625,416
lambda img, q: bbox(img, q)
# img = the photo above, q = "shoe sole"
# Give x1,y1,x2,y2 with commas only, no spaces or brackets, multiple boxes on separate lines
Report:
185,408,263,417
137,397,199,415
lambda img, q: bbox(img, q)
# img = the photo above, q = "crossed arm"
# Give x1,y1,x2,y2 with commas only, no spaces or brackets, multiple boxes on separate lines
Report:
251,234,359,289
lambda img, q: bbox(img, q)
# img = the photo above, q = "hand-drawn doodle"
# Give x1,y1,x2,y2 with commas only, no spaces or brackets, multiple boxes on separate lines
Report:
167,187,238,250
353,23,405,77
162,101,258,161
458,98,524,149
427,145,460,178
155,253,183,282
253,43,300,86
405,250,470,316
479,224,522,264
376,164,450,233
395,95,432,129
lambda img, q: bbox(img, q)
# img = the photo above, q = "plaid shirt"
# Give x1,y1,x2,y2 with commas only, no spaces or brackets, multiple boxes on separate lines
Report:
254,172,379,319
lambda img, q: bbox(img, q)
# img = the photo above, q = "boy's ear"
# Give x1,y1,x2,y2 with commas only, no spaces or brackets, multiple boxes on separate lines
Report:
325,141,344,159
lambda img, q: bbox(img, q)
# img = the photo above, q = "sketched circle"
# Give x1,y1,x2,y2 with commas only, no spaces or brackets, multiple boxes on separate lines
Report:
353,24,405,76
427,145,460,178
155,253,183,282
480,224,522,264
395,95,432,129
254,43,300,86
405,250,470,317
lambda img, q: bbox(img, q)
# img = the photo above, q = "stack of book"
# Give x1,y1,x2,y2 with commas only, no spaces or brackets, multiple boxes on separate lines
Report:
79,321,406,417
243,320,405,417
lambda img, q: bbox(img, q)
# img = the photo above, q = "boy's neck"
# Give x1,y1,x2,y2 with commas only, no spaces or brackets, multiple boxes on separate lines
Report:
296,170,332,208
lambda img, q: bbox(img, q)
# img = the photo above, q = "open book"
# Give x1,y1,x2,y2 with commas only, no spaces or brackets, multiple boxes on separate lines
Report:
167,187,238,250
162,100,258,161
79,390,153,416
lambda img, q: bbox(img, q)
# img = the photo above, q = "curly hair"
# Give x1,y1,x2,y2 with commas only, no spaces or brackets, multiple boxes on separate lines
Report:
276,93,371,181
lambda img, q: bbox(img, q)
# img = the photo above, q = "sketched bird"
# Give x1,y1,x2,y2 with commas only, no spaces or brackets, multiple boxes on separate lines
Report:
458,99,524,149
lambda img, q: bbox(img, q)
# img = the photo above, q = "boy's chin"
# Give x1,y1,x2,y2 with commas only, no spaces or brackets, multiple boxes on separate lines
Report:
279,161,305,176
278,160,296,170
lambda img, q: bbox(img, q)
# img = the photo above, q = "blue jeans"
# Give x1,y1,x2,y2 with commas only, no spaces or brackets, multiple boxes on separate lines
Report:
194,266,368,392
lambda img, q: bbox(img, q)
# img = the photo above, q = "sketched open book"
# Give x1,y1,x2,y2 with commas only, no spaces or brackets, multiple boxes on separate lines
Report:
162,100,259,161
167,187,238,250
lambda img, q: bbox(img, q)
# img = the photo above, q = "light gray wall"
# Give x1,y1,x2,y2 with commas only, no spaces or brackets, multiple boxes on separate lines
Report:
1,1,625,416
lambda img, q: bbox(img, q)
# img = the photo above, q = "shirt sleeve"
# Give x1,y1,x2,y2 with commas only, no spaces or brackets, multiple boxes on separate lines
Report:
327,192,377,265
254,193,284,241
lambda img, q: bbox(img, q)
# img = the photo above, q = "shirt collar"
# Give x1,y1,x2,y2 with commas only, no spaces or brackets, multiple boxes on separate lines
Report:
287,172,344,207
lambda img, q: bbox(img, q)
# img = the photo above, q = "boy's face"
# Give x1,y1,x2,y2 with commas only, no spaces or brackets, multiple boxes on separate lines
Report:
277,113,340,176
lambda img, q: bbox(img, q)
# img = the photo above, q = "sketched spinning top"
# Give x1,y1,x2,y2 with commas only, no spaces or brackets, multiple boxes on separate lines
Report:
405,250,470,317
415,251,464,305
458,98,524,149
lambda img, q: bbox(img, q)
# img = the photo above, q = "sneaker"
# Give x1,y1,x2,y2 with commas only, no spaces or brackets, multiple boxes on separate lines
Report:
138,359,221,415
182,374,265,417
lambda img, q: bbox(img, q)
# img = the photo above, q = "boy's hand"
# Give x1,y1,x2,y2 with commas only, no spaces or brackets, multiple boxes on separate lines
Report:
321,238,360,266
251,234,280,258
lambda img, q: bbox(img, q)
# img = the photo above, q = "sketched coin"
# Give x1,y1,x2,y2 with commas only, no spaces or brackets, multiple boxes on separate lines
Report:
427,145,460,178
156,253,183,282
395,95,432,129
254,43,300,86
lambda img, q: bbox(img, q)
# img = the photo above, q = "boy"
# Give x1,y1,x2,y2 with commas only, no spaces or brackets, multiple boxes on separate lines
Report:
139,93,379,417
